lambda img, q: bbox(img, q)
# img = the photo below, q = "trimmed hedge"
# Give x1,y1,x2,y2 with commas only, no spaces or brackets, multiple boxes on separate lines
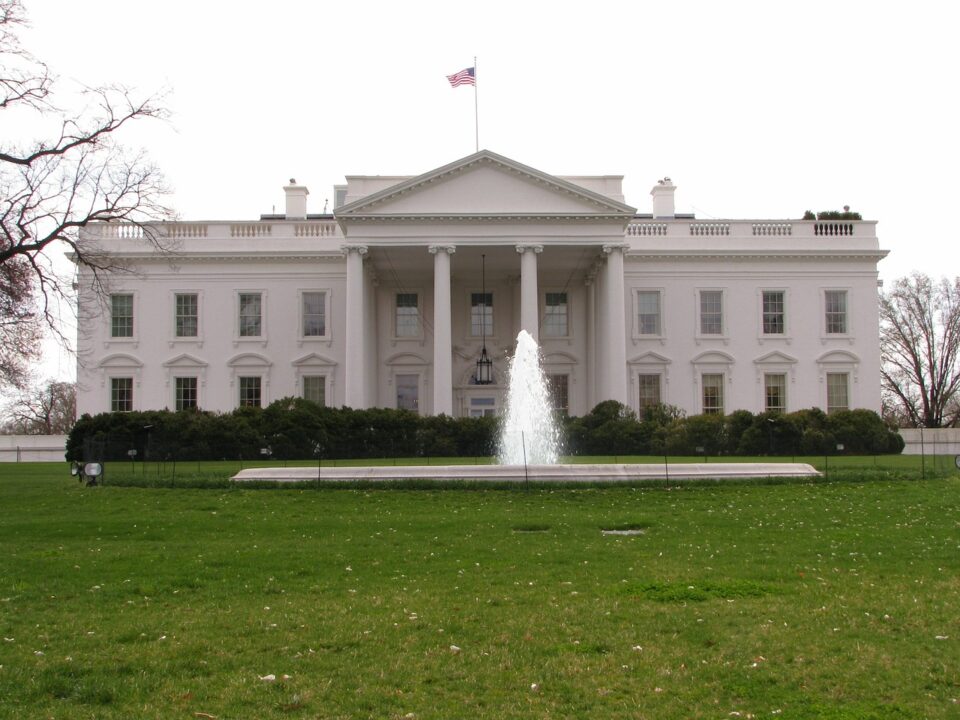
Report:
564,403,903,457
66,399,903,462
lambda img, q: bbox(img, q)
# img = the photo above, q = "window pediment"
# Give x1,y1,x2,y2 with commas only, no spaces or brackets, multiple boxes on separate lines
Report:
227,352,272,368
754,351,798,365
163,353,208,369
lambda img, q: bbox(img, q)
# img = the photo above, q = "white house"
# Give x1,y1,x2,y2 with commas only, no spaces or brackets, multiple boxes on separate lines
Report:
75,150,888,419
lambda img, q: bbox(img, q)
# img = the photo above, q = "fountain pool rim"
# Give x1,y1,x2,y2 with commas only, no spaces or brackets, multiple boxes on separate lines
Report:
232,462,822,484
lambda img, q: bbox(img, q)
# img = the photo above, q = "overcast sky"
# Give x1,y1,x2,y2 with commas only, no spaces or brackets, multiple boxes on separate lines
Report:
19,0,960,381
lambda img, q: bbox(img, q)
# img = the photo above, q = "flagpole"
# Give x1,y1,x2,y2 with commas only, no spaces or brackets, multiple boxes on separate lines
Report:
474,56,479,152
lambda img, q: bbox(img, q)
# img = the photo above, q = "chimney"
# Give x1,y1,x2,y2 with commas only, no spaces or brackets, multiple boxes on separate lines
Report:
650,177,676,218
284,178,309,219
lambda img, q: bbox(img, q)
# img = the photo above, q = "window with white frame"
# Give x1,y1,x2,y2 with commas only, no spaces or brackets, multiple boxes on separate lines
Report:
175,377,198,411
702,373,724,414
543,292,569,337
636,290,661,335
826,372,849,413
638,374,661,411
470,292,493,337
699,290,723,335
764,373,786,413
825,290,848,334
238,293,262,337
762,291,785,335
111,377,133,411
111,294,134,338
396,373,419,412
302,375,326,406
238,376,262,407
174,293,198,338
547,374,569,414
302,292,327,337
396,293,420,338
469,397,497,417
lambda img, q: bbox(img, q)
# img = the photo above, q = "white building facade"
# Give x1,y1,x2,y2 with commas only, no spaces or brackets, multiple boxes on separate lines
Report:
75,150,888,419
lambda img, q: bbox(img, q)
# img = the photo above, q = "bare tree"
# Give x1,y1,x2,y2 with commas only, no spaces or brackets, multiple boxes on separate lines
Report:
880,272,960,428
1,0,172,388
1,378,75,434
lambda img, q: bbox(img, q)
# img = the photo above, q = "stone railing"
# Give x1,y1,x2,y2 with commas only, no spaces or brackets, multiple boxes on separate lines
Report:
625,219,872,241
85,220,341,241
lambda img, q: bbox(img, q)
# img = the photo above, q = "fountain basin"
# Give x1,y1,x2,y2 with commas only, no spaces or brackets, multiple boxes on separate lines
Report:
232,462,821,484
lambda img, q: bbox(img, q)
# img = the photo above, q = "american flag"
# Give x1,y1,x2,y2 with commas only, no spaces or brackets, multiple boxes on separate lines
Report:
446,67,475,87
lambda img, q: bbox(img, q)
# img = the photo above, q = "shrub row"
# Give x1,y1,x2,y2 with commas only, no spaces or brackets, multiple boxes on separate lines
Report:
564,401,904,456
66,399,498,462
66,399,903,462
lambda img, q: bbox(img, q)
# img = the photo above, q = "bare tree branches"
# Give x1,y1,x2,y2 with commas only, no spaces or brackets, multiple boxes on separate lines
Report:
1,378,75,434
880,273,960,428
0,0,173,389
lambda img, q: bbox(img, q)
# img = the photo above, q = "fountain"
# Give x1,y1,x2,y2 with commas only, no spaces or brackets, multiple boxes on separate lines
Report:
497,330,562,465
233,331,820,484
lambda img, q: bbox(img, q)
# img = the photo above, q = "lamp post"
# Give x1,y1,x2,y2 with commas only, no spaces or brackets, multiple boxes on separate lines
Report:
476,253,493,385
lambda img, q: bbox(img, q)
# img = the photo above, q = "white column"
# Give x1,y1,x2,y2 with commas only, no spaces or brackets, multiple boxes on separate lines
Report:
343,245,368,409
603,243,629,404
585,271,597,411
429,244,455,416
516,244,543,343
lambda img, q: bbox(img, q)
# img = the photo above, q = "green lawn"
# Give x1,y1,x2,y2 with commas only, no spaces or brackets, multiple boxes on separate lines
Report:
1,462,958,718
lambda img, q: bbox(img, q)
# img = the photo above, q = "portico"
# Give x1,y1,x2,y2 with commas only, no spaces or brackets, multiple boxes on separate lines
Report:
335,150,637,416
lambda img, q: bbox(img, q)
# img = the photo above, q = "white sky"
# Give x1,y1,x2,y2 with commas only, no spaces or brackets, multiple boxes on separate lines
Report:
18,0,960,382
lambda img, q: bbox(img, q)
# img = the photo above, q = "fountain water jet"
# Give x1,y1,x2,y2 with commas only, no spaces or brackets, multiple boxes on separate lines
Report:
497,330,562,465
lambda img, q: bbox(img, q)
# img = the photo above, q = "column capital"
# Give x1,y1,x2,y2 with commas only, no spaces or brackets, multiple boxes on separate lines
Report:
428,244,456,255
341,244,368,257
601,242,630,255
515,244,544,254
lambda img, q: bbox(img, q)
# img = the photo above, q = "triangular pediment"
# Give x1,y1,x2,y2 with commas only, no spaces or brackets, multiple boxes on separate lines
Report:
291,352,337,368
628,351,672,365
335,150,636,221
753,351,798,365
163,353,208,368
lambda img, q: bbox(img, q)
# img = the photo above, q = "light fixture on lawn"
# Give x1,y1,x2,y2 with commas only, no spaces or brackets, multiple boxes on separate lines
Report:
476,254,493,384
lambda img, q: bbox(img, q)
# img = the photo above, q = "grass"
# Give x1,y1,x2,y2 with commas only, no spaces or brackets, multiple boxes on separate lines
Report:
0,461,958,718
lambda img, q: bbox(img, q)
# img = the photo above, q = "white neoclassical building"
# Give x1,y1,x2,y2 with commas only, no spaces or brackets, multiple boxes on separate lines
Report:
75,150,888,419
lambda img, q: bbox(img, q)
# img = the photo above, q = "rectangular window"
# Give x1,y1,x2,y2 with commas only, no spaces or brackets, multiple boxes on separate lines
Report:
239,293,262,337
764,373,786,413
469,397,497,418
111,294,134,338
637,291,661,335
825,290,848,334
470,292,493,337
638,374,661,411
547,374,569,414
238,376,262,407
702,373,724,415
175,293,198,338
700,291,723,335
543,292,569,337
762,291,785,335
175,377,198,411
827,372,849,413
396,374,419,412
302,292,327,337
396,293,420,338
302,375,326,406
111,377,133,412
